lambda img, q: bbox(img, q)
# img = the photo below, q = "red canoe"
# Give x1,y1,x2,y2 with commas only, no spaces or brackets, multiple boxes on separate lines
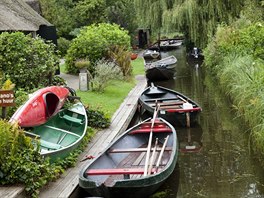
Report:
10,86,69,127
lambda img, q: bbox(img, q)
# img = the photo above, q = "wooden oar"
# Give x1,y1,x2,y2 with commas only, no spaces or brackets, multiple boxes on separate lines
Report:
176,94,187,103
177,94,192,127
154,135,169,173
148,138,158,175
144,102,159,176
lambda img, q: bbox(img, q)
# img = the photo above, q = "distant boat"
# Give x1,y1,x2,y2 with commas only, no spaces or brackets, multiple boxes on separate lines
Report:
26,101,88,162
9,86,69,127
159,39,183,51
143,45,161,60
139,84,202,127
144,55,177,81
187,47,204,62
79,117,178,198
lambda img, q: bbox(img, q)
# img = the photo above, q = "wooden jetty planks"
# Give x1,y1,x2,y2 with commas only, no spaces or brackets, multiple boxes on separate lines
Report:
0,186,24,198
38,75,147,198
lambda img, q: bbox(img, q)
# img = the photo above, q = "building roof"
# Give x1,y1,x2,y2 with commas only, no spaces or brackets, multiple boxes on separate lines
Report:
0,0,52,32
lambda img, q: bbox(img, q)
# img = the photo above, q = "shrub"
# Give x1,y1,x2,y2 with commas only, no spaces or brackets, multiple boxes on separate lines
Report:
89,59,123,92
0,32,59,90
65,23,131,74
57,37,71,57
108,45,132,77
0,120,59,197
86,107,110,128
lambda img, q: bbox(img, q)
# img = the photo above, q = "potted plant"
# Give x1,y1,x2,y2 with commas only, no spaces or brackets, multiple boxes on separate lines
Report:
75,59,90,73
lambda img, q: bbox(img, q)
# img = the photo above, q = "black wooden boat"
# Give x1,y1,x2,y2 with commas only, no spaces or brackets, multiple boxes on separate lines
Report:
79,117,178,198
144,55,177,81
138,84,202,127
187,47,204,63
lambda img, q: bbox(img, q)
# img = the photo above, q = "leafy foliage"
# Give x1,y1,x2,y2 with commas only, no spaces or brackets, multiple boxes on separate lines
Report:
39,0,75,38
65,23,130,74
0,32,59,90
0,120,59,197
106,0,137,35
86,107,110,128
89,59,123,92
73,0,107,27
108,45,133,77
57,37,71,57
203,21,264,156
135,0,264,48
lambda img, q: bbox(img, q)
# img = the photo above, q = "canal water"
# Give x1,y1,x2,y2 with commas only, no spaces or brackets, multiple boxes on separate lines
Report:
76,46,264,198
153,47,264,198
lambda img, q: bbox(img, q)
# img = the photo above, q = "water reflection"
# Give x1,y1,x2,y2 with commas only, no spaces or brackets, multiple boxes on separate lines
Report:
154,47,264,198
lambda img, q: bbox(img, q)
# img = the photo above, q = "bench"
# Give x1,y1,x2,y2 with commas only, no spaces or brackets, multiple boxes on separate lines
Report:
40,139,62,150
129,127,172,134
62,114,83,125
166,107,201,112
108,147,172,153
86,168,158,179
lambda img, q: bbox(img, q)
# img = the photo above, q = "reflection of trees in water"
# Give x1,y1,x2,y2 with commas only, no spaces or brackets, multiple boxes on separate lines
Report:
176,69,264,197
135,47,264,197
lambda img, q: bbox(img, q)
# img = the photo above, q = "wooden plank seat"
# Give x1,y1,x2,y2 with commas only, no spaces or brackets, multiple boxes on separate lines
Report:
86,168,158,176
166,107,201,112
143,97,181,102
148,101,184,107
129,127,172,134
108,147,172,153
159,105,182,109
40,139,63,150
62,114,83,124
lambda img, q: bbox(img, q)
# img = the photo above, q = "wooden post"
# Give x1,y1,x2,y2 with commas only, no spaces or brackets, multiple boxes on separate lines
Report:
1,107,6,119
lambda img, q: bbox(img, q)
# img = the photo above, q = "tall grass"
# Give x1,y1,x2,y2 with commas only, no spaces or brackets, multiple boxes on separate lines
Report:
204,21,264,156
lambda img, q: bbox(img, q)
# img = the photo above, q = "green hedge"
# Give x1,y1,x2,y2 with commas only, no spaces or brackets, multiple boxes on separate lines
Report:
0,32,59,90
65,23,131,74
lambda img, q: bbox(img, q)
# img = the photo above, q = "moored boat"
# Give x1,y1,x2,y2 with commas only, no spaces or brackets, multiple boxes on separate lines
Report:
145,55,177,81
159,39,183,51
26,101,88,162
187,47,204,63
138,84,202,127
9,86,69,127
143,47,161,60
79,117,178,198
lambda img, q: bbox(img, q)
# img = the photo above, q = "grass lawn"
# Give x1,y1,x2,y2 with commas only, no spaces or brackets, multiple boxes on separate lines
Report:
72,57,145,117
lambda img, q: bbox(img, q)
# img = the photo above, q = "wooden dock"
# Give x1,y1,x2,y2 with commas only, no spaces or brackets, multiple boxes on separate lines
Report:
0,75,146,198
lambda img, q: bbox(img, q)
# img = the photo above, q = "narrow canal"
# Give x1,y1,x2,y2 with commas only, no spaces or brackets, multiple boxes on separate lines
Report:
153,47,264,198
76,46,264,198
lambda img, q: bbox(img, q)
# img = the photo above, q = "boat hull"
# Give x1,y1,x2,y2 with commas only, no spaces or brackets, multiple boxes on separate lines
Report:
144,55,177,81
159,39,182,51
31,102,87,162
10,86,69,127
139,85,202,127
79,118,178,198
146,66,175,81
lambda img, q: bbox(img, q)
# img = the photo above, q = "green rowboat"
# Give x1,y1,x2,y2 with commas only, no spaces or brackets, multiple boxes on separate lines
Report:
27,102,88,162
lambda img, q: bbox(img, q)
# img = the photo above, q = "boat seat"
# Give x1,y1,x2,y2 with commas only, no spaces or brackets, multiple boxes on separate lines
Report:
62,114,83,125
108,147,172,153
86,168,157,176
40,139,62,150
129,128,172,134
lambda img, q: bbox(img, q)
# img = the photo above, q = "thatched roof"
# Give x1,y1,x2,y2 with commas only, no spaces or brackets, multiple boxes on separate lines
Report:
0,0,52,32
